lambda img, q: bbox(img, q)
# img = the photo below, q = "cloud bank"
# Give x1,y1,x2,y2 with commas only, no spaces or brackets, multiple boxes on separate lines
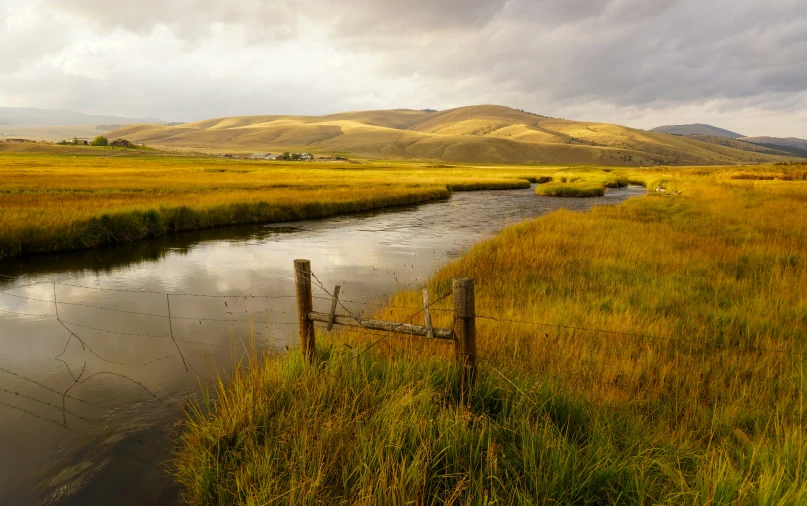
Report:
2,0,806,136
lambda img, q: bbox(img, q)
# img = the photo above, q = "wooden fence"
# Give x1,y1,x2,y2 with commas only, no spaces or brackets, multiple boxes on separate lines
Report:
294,259,477,392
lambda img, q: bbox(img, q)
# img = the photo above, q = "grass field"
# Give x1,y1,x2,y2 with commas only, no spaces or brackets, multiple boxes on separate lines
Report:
0,145,559,261
175,163,807,505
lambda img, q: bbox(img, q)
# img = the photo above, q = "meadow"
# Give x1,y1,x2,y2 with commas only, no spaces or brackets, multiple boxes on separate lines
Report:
0,145,557,260
175,163,807,505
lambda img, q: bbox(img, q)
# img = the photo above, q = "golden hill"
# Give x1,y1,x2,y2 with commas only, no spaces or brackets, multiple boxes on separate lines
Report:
108,105,798,165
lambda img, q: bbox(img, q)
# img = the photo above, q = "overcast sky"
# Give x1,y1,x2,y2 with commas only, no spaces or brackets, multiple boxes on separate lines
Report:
2,0,806,136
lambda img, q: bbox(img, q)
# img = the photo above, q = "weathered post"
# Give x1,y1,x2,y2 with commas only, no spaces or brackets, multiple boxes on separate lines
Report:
294,259,316,363
422,288,433,340
327,285,341,331
453,278,476,396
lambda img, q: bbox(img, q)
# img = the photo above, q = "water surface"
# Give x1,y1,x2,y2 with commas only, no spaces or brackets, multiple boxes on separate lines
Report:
0,185,644,504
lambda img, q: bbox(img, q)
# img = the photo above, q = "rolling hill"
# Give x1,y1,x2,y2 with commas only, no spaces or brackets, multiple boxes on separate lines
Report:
650,123,744,138
107,105,799,166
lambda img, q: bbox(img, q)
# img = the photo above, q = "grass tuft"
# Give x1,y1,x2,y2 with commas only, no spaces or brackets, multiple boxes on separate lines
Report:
535,182,606,197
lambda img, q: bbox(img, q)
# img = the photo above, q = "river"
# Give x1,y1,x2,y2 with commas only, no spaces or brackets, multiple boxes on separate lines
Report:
0,184,644,505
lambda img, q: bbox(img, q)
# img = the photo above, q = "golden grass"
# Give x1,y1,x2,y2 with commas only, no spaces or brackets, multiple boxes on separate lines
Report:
0,148,555,259
175,163,807,504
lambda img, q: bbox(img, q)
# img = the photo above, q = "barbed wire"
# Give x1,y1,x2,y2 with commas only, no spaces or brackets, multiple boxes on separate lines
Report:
4,285,798,358
312,295,453,313
478,354,803,433
0,366,95,405
0,289,301,324
0,307,55,318
0,386,96,423
475,313,805,357
0,277,299,300
306,269,405,356
3,270,804,474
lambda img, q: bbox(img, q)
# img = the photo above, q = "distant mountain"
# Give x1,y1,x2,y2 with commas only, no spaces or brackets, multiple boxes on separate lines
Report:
107,105,799,166
740,137,807,158
685,135,798,156
0,107,164,126
741,136,807,150
651,124,744,138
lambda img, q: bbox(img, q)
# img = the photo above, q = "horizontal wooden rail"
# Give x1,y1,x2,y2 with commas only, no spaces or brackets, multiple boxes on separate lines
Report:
308,311,455,340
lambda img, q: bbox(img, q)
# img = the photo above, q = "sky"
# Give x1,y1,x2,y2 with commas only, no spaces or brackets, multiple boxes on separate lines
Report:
2,0,806,137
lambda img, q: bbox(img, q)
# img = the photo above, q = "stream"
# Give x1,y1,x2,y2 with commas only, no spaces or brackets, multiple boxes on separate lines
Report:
0,184,644,505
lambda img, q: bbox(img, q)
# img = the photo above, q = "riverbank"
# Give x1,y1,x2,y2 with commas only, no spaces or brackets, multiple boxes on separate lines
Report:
175,164,807,504
0,149,550,261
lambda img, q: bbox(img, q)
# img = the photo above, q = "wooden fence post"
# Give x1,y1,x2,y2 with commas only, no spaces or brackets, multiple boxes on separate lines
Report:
327,285,341,331
294,259,315,363
453,277,476,395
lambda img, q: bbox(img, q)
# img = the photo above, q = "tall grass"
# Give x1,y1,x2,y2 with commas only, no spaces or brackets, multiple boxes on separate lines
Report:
175,165,807,504
0,149,548,260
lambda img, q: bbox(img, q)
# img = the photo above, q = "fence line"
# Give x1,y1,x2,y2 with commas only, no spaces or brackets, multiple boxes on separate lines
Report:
308,268,429,348
477,343,803,423
4,285,801,357
0,290,303,325
312,294,453,313
0,386,96,423
2,264,804,477
475,313,805,357
479,353,801,435
480,356,794,441
2,278,299,299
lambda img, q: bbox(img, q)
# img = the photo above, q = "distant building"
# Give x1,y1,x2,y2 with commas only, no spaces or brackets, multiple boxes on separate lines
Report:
266,154,285,160
249,152,268,159
300,153,313,160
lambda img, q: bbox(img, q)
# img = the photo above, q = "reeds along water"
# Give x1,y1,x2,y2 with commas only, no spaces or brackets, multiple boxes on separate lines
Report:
175,167,807,505
0,151,557,260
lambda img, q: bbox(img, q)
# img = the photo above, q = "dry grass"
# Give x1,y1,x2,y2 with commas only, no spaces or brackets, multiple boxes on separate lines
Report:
175,164,807,504
0,148,553,259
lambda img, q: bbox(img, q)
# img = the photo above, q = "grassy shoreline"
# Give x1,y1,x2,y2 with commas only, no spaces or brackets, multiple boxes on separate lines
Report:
0,187,451,260
0,150,542,261
175,164,807,505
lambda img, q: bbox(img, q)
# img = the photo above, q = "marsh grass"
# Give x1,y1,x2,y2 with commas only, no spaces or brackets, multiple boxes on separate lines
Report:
175,165,807,504
534,168,630,197
535,182,605,197
0,150,549,260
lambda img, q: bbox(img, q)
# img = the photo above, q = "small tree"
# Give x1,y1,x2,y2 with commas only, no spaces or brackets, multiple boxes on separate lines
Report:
72,136,79,145
90,135,109,146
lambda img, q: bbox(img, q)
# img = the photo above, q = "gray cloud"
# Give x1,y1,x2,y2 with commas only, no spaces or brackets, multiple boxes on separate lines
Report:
2,0,807,136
